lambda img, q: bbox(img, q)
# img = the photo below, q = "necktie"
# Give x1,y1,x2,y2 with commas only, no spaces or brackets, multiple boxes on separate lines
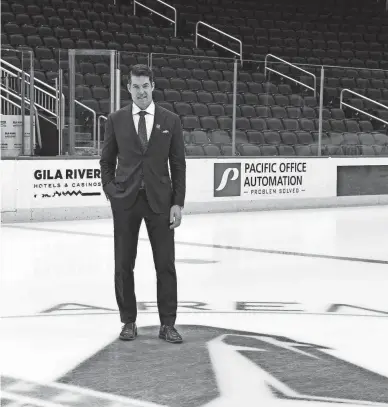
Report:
137,110,148,190
138,110,148,151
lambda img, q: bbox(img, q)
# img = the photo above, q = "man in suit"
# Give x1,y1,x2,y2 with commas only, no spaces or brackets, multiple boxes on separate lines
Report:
99,64,186,344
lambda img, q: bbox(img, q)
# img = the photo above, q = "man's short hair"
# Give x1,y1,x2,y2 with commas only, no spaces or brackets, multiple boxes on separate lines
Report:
128,64,154,84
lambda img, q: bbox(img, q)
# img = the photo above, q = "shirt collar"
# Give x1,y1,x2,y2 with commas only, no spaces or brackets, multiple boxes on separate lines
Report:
132,101,155,116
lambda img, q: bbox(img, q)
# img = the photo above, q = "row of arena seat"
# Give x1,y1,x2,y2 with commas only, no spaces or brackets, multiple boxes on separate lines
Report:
177,0,387,28
3,26,387,53
0,10,160,27
63,84,318,106
205,23,388,38
79,96,388,132
2,0,124,12
155,90,315,105
185,143,388,157
151,80,388,105
224,39,388,55
178,116,384,133
1,20,175,37
3,0,117,11
1,29,194,47
158,102,386,121
183,129,388,146
2,36,216,56
249,52,387,70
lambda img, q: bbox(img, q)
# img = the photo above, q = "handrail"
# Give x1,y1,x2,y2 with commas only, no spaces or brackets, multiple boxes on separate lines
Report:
134,0,177,37
195,21,243,65
75,100,97,151
340,89,388,126
0,67,18,78
264,54,317,97
1,58,57,94
0,92,23,115
1,66,58,119
0,88,42,150
1,58,60,127
244,57,388,73
31,87,59,117
97,115,107,155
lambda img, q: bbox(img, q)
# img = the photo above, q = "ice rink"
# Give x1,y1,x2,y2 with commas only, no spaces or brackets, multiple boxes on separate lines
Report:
1,205,388,406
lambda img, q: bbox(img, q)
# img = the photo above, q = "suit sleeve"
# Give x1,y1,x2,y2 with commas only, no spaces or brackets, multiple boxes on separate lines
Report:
99,113,118,188
169,114,186,207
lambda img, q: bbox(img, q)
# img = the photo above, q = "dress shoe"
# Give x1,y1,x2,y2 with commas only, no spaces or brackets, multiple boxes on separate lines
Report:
159,325,183,343
119,322,137,340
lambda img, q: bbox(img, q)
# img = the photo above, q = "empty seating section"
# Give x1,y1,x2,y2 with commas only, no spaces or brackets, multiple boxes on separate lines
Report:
172,0,388,155
177,0,388,69
1,0,388,156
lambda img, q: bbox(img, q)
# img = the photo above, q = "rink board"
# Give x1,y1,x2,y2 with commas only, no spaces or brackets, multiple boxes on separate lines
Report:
1,156,388,222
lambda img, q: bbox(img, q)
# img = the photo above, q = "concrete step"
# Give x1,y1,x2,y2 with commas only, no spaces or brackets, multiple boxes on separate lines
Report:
63,125,89,132
76,139,94,147
75,132,93,141
74,146,98,156
62,128,92,141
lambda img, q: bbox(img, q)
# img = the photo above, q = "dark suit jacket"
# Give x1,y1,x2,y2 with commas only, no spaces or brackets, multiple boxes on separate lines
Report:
99,102,186,213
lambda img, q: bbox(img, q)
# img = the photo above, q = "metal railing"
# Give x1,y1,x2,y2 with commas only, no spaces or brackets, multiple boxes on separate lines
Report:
1,68,18,114
1,51,35,153
195,21,243,64
1,58,60,125
134,0,177,37
54,74,65,156
264,54,317,97
0,92,22,115
97,115,107,155
1,66,18,85
0,86,42,151
340,89,388,126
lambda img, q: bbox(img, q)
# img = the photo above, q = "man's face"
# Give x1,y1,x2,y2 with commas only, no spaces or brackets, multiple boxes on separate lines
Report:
127,74,154,110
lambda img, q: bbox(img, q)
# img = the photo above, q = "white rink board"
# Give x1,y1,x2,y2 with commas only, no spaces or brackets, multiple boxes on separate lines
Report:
1,156,388,222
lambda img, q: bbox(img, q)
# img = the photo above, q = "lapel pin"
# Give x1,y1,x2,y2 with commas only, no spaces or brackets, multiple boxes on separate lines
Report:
156,124,160,129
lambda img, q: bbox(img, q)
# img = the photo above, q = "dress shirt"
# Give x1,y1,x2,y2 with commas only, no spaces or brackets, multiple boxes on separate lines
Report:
132,101,155,140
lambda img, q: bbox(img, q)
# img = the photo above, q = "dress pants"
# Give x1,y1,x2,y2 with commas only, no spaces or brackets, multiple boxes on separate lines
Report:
112,188,177,326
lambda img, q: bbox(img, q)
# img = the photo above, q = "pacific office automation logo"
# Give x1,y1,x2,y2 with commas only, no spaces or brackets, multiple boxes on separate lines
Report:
214,163,241,197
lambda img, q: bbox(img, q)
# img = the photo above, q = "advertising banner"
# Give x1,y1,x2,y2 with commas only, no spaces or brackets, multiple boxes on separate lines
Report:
211,158,336,201
15,160,107,209
1,115,34,157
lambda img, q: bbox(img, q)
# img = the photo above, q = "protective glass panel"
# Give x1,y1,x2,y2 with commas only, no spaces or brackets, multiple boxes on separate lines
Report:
59,49,118,156
259,57,321,158
149,52,237,158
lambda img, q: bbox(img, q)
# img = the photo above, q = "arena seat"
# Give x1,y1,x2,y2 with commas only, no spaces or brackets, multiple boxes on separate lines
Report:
1,0,387,156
